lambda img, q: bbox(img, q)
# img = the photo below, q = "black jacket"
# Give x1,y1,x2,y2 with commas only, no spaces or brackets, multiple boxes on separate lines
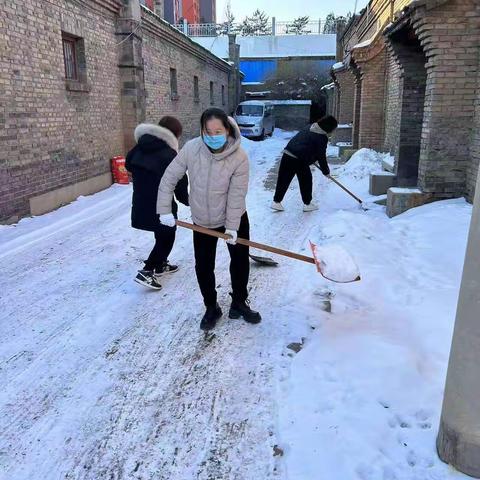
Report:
126,124,188,232
284,124,330,175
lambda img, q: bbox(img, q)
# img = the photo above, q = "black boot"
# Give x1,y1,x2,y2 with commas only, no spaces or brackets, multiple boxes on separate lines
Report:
229,298,262,324
200,303,222,331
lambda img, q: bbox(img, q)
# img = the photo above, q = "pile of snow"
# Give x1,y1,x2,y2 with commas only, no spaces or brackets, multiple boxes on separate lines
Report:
332,62,344,70
336,148,386,181
310,242,360,283
279,197,473,480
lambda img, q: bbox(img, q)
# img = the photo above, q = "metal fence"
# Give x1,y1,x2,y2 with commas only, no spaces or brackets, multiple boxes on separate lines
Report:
173,19,338,37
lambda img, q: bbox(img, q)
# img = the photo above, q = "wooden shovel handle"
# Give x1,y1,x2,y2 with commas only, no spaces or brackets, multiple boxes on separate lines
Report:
176,220,315,265
327,174,363,204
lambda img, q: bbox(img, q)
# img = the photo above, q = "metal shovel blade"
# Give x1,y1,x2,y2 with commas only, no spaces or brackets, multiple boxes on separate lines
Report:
309,241,361,284
249,254,278,266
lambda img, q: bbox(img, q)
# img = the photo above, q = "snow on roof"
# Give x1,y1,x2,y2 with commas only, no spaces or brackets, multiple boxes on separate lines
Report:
191,36,230,59
239,100,269,105
238,34,336,58
269,100,312,105
192,34,336,60
242,82,265,86
332,62,344,70
352,37,374,49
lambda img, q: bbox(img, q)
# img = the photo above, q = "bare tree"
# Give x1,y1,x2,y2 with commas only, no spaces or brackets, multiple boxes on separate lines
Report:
218,1,237,35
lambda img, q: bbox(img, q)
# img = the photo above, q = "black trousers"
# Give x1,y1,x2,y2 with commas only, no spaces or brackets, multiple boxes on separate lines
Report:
144,225,176,271
273,154,313,205
193,213,250,307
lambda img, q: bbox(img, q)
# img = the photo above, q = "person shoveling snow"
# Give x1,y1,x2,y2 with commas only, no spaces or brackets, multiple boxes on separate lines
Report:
271,115,338,212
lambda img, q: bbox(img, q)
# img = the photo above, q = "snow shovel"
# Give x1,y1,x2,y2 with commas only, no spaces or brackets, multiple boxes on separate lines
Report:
314,164,368,210
176,220,360,284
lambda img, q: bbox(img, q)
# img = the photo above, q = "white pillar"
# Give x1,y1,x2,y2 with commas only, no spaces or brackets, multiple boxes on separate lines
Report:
437,170,480,477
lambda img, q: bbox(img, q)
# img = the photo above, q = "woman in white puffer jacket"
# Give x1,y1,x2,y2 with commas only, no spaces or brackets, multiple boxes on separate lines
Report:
157,108,261,330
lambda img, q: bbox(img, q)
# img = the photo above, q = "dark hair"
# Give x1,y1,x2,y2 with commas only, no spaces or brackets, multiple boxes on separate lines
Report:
200,108,237,139
158,116,183,139
317,115,338,134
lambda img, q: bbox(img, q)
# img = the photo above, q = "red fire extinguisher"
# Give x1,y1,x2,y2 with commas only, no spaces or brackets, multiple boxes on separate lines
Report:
111,156,129,185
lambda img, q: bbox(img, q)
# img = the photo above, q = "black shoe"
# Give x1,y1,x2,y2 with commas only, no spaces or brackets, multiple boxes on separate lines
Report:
134,270,162,290
200,303,222,331
154,261,179,278
229,298,262,324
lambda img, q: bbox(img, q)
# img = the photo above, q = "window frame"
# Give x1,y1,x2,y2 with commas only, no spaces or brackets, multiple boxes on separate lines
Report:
221,84,225,106
170,68,179,101
62,34,78,81
210,81,214,105
194,75,200,103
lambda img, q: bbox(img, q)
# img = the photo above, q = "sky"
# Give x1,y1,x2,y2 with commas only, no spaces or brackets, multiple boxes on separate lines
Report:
216,0,370,23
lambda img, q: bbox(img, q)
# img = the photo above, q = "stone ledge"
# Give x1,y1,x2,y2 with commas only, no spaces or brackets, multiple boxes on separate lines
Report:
387,187,434,217
370,172,397,196
65,80,91,93
29,173,113,217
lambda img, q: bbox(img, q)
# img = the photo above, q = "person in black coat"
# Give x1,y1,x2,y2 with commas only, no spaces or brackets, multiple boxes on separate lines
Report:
126,116,188,290
271,115,338,212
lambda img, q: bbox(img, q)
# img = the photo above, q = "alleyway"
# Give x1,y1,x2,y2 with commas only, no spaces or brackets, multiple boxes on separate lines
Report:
0,132,473,480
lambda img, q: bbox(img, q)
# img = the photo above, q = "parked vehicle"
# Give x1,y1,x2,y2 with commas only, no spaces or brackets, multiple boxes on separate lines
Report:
234,101,275,140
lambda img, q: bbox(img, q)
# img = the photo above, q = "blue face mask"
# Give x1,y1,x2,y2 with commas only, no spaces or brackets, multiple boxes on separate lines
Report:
204,134,227,151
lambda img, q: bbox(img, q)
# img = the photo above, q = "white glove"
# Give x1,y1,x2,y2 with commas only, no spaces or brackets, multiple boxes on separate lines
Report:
225,229,237,245
160,213,176,228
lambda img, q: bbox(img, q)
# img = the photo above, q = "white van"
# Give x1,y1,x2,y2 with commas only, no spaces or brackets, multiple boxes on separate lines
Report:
234,101,275,139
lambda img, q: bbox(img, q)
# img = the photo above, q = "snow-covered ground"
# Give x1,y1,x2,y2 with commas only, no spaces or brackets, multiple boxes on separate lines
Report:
0,131,472,480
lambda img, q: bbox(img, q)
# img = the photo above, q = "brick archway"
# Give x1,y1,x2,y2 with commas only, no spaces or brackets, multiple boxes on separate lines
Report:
385,0,480,200
386,23,427,186
351,34,388,151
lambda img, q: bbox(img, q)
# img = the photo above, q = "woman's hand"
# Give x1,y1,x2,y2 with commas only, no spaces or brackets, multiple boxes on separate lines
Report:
160,213,176,228
225,229,237,245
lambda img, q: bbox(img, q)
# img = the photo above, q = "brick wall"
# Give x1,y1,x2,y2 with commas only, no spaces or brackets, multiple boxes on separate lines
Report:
469,55,480,200
387,26,427,183
352,66,362,150
383,49,402,155
412,0,480,197
0,0,235,222
337,0,480,204
355,45,388,150
0,0,125,221
141,10,230,143
335,69,355,125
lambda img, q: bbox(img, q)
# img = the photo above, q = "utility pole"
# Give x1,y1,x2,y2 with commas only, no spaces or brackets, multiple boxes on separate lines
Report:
437,170,480,477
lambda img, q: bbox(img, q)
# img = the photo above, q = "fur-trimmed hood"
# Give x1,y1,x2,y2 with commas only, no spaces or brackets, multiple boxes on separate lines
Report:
134,123,179,152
